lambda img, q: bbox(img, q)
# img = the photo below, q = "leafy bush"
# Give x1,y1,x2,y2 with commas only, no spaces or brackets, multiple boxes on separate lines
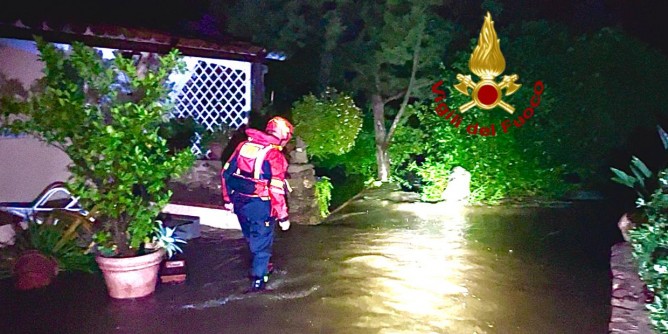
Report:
612,127,668,333
399,98,568,204
0,39,195,256
314,117,375,179
314,176,334,218
314,110,421,180
292,88,363,158
629,170,668,333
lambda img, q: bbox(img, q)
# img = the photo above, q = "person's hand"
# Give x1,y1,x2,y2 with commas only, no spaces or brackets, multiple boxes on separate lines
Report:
278,218,290,231
223,202,234,213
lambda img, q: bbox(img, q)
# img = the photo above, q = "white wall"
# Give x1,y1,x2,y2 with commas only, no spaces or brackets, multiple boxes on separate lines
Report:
0,39,72,202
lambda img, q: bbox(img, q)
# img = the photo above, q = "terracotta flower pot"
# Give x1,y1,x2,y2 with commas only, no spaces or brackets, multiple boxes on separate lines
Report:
207,143,223,160
13,250,59,290
96,248,165,299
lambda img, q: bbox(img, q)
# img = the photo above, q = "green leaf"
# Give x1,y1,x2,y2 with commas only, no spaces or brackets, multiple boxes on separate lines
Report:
631,156,653,179
611,167,636,188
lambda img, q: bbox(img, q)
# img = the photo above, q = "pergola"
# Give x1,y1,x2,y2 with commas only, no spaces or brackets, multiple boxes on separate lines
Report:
0,19,277,154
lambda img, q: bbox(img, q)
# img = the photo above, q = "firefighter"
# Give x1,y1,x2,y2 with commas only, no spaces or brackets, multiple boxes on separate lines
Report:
221,116,293,292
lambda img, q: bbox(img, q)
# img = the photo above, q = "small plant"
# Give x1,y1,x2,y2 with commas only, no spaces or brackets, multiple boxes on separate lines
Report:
0,210,97,289
149,221,186,259
611,126,668,201
611,156,655,200
315,176,334,218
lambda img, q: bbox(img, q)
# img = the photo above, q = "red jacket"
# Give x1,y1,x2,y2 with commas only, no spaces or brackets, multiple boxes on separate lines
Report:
221,128,289,220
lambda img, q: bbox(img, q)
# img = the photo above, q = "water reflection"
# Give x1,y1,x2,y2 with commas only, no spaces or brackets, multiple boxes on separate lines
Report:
326,203,485,332
314,202,612,333
0,201,614,334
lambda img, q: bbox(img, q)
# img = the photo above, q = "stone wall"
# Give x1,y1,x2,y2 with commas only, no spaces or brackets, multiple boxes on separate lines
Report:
609,242,653,333
175,160,222,192
170,160,222,205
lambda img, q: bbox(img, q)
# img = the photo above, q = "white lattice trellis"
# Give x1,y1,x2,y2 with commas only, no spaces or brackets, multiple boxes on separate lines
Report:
168,56,252,155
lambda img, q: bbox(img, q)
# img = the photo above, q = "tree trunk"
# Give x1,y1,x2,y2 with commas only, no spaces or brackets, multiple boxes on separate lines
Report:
317,52,333,94
372,94,390,182
113,218,132,256
370,30,422,183
376,145,390,182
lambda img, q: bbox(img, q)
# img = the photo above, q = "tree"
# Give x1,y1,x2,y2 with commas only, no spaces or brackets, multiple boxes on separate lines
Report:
340,1,452,181
223,0,346,93
222,0,452,181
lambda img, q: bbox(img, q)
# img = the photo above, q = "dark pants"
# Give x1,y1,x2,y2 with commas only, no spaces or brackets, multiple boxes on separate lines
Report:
232,195,274,279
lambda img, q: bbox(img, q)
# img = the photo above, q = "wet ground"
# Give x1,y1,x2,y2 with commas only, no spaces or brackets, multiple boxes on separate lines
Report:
0,187,622,334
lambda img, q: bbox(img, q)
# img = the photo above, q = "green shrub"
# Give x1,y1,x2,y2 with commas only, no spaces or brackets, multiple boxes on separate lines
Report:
399,99,568,204
631,170,668,333
292,88,363,158
612,127,668,333
314,115,376,180
11,210,96,274
315,176,334,217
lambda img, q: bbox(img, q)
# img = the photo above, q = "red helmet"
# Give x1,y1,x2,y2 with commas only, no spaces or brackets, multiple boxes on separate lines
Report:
266,116,294,145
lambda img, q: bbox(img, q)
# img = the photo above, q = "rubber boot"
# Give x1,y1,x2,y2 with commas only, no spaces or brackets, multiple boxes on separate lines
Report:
246,276,267,293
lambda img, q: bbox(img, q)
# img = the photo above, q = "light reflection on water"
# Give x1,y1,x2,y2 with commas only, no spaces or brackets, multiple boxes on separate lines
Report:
148,200,612,334
321,203,493,333
281,201,613,334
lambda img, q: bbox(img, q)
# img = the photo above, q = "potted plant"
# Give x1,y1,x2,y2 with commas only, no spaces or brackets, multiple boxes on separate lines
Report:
0,38,195,298
200,124,233,160
0,210,96,290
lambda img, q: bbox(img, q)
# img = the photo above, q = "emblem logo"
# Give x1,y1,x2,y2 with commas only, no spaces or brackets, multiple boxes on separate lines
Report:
454,12,521,114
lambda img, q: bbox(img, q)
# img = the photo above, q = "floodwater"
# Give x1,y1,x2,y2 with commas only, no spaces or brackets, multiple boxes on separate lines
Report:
0,192,620,334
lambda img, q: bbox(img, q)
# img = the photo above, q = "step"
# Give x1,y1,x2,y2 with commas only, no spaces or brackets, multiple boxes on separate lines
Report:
161,202,240,230
157,213,201,240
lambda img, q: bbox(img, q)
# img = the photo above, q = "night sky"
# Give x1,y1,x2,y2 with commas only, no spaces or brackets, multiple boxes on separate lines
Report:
1,0,667,55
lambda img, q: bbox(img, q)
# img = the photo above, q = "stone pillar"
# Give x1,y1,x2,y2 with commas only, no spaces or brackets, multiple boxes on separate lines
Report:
286,137,321,225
